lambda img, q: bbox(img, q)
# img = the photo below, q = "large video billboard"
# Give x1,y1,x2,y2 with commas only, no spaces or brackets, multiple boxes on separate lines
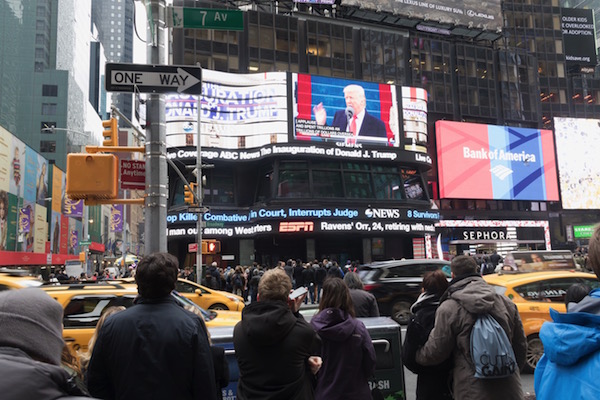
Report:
554,117,600,209
292,73,399,147
436,121,559,201
342,0,503,32
165,70,288,149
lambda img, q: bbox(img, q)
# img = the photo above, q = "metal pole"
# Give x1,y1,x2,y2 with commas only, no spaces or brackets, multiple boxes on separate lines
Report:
196,70,203,283
144,0,167,254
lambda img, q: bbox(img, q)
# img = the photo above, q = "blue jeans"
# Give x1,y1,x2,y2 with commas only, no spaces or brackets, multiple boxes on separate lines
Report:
304,284,315,304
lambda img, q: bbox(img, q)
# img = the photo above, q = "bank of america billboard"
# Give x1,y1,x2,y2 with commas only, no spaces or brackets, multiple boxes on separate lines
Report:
342,0,503,31
554,117,600,209
436,121,559,201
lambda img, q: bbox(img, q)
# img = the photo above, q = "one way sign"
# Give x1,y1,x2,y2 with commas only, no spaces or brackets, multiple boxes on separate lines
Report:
105,63,202,95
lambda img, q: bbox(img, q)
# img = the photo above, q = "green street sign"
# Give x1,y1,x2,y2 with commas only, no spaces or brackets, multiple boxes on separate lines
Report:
168,7,244,31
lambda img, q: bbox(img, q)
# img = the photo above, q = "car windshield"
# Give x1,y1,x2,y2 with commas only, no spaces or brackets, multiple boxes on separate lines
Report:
18,279,43,288
171,290,214,321
488,284,507,296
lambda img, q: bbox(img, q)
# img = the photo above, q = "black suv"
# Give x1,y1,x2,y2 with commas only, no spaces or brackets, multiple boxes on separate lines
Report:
359,259,451,324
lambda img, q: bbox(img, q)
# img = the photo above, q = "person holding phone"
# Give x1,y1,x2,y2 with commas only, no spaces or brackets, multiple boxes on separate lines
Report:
233,268,321,400
310,277,376,400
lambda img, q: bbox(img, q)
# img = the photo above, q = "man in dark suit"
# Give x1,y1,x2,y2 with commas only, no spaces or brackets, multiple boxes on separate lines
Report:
314,84,387,139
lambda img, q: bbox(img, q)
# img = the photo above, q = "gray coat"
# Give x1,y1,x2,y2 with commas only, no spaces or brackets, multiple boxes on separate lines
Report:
416,275,527,400
0,347,90,399
348,289,380,318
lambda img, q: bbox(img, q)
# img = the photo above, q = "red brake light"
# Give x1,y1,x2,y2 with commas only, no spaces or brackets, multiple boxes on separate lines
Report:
363,283,381,291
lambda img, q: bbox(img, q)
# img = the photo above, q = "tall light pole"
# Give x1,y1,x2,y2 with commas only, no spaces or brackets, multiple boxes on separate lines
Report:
144,0,168,254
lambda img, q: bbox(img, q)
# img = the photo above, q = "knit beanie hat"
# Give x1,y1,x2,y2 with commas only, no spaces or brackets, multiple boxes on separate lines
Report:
0,288,64,365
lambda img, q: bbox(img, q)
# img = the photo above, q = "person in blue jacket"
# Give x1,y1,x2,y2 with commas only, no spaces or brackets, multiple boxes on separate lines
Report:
534,224,600,399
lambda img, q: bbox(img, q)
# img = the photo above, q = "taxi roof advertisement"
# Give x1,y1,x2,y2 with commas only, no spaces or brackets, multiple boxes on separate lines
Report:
436,121,559,201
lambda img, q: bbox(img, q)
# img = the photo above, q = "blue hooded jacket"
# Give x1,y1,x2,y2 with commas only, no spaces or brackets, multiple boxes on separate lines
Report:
534,288,600,399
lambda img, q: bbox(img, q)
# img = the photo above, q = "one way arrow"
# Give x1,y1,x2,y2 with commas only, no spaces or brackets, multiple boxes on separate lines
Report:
110,67,200,93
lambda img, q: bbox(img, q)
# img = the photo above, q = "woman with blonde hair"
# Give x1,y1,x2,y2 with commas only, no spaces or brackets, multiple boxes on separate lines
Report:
79,306,125,377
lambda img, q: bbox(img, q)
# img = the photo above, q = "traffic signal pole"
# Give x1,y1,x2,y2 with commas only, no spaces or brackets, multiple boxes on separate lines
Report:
145,0,168,253
196,69,203,283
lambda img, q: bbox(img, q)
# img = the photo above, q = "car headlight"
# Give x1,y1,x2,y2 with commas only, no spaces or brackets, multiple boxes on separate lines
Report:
225,295,240,302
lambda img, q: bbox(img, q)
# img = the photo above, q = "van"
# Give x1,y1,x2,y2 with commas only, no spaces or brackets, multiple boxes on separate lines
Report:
209,316,406,400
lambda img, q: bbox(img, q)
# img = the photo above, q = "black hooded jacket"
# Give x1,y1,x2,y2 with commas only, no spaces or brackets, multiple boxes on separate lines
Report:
402,292,453,400
233,300,319,400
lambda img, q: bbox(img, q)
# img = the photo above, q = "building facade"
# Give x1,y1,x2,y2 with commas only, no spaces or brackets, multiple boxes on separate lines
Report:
164,0,599,267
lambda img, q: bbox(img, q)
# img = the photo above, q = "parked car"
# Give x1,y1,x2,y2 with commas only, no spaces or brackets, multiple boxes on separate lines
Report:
484,269,600,372
117,277,246,311
209,317,406,400
41,282,241,352
359,259,451,324
0,269,43,290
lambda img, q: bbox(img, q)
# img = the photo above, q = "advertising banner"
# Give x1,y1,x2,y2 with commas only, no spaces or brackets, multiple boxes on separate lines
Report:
436,121,559,201
0,126,11,192
165,70,288,149
33,204,47,254
36,154,48,206
51,166,63,213
561,8,597,67
110,204,123,233
402,87,428,153
6,192,17,251
63,198,84,218
60,215,68,254
554,117,600,209
342,0,503,32
70,229,79,255
50,211,61,254
0,190,8,250
293,73,398,147
23,147,37,203
9,136,24,198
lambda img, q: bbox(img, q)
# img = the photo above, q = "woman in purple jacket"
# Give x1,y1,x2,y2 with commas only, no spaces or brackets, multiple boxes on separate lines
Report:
310,277,377,400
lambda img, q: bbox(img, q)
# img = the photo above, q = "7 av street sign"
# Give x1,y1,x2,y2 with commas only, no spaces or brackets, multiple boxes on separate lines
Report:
105,63,202,95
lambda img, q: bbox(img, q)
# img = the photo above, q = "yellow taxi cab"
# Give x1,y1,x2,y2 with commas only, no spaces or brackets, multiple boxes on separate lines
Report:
484,269,600,372
118,277,245,311
41,282,241,352
0,270,44,290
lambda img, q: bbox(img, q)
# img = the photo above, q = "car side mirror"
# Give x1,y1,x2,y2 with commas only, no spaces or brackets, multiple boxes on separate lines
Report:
195,289,203,296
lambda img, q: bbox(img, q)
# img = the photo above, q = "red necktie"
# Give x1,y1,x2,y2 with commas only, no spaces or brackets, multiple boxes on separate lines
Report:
349,115,357,134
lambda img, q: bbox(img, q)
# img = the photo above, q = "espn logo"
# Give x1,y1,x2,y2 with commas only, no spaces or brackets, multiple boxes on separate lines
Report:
279,221,314,233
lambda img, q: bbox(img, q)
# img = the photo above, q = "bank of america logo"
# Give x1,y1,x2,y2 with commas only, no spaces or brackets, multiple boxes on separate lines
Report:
490,165,513,180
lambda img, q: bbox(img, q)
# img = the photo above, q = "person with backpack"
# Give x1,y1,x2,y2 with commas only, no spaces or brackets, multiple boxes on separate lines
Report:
232,266,245,297
416,255,527,400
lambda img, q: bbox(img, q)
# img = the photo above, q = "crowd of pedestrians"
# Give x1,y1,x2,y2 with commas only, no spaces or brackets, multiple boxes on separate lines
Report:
198,258,370,307
9,241,600,399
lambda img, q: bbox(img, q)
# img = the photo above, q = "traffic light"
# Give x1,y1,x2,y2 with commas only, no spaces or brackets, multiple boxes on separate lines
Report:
102,117,118,147
201,239,221,254
66,153,118,199
184,182,197,205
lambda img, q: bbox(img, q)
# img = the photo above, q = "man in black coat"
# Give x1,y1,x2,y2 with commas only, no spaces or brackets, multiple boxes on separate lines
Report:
88,252,217,400
233,268,321,400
